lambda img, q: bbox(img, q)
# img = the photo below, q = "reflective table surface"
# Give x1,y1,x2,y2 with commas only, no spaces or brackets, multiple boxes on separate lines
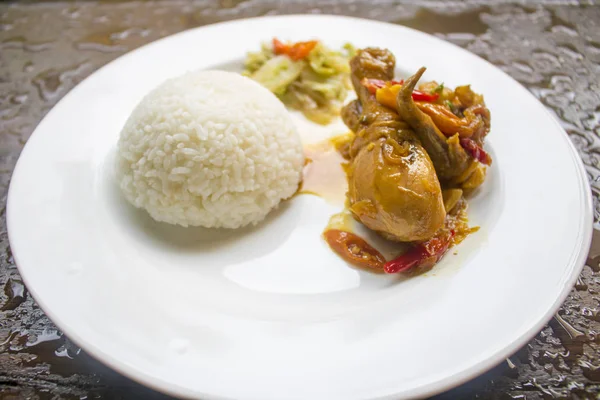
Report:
1,1,599,399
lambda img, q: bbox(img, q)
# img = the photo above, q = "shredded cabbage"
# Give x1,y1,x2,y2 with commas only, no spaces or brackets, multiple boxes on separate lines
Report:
244,41,355,124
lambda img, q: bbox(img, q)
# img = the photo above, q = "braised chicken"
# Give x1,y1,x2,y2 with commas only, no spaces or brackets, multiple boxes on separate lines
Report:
341,48,446,242
322,47,491,274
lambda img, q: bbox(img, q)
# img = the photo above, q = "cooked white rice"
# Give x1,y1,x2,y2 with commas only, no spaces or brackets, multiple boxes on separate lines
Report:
116,70,304,228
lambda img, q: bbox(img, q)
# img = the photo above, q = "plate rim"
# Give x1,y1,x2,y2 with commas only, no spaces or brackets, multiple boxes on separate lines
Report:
6,14,594,400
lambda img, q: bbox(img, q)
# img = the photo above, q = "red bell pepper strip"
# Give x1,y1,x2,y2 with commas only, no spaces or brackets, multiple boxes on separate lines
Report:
384,230,455,274
361,78,439,102
459,138,492,166
410,90,440,102
272,38,318,61
272,38,291,55
288,41,318,61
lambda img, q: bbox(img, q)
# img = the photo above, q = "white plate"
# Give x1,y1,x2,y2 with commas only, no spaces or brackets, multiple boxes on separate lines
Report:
7,15,592,400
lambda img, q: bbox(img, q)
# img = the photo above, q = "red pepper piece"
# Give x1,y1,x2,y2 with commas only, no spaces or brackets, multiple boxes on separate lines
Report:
272,38,290,55
361,78,387,94
410,90,440,102
361,78,405,94
272,38,318,61
324,229,386,270
361,78,438,102
384,230,455,274
288,40,318,61
459,138,492,166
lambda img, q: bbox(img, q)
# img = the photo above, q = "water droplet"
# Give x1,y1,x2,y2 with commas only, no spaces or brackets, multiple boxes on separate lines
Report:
551,25,578,37
4,92,28,108
554,314,585,340
75,31,127,53
557,43,584,60
32,63,89,102
575,275,588,291
26,329,61,348
0,36,52,52
512,61,534,74
2,278,26,311
54,346,72,359
111,27,152,41
579,360,600,382
531,50,561,74
32,70,61,100
0,330,19,350
506,357,517,369
581,307,598,320
526,377,566,398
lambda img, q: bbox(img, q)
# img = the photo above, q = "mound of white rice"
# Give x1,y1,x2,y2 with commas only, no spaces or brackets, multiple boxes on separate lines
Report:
116,70,304,228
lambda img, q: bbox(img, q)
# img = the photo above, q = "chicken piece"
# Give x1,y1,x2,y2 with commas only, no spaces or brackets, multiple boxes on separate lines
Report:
395,67,472,184
341,99,362,136
342,49,445,242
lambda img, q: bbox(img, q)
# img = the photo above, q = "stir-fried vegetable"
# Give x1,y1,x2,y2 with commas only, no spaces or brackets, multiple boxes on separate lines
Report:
244,38,355,124
249,55,304,95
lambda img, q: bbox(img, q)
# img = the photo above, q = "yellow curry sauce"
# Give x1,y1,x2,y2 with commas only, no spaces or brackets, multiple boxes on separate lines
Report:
298,133,352,206
298,132,479,273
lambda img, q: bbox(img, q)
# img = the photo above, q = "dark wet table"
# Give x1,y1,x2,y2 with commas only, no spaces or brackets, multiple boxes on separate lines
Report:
1,1,600,399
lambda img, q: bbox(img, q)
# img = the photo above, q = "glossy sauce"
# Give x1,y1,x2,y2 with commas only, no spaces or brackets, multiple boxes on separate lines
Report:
298,134,352,206
325,208,355,231
445,198,479,247
299,134,478,274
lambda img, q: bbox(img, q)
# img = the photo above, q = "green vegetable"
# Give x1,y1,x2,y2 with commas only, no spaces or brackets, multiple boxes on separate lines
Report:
307,43,350,77
248,55,304,96
243,40,353,125
432,82,445,94
343,43,357,58
446,100,461,116
243,43,273,75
